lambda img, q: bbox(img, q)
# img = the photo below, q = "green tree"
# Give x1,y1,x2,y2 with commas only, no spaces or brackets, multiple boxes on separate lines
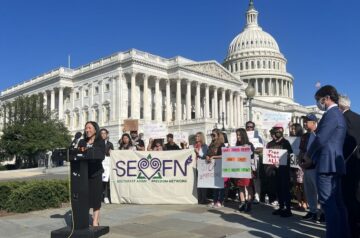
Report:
0,95,71,167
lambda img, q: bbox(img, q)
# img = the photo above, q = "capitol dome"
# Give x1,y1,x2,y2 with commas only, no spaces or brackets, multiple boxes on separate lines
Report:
223,0,295,104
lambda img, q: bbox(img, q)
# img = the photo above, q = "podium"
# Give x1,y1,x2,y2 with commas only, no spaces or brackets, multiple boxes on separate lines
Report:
51,149,109,238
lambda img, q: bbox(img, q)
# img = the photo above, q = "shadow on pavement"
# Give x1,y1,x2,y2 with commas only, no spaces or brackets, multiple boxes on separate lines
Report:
208,201,325,238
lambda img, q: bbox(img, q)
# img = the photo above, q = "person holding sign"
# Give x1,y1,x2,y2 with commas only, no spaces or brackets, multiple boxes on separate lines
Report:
206,129,226,208
266,125,293,218
194,132,209,204
235,128,255,212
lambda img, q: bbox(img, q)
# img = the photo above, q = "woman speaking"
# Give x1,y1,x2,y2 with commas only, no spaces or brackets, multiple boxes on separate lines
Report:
78,121,105,226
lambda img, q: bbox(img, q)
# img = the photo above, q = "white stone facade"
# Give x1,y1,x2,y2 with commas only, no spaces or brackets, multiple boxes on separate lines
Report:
0,50,245,142
0,0,321,143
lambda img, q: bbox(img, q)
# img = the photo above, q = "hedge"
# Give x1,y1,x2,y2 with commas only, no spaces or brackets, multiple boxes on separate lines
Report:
0,180,69,213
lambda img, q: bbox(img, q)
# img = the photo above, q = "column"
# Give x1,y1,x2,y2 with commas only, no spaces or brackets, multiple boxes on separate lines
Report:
166,79,171,122
213,87,218,121
261,78,265,96
205,84,210,118
254,79,258,96
130,72,136,118
195,82,201,119
58,87,64,120
51,89,55,111
275,79,278,96
229,91,233,128
143,74,149,121
43,91,47,110
176,78,182,121
222,89,226,124
240,96,244,126
99,82,104,124
237,94,241,127
186,80,191,120
155,77,161,122
112,78,117,121
117,73,123,120
233,93,238,127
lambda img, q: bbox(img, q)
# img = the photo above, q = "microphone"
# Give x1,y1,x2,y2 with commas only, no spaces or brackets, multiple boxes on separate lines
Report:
70,132,83,148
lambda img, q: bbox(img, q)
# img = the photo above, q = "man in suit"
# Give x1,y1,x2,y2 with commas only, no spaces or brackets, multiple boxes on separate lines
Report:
339,95,360,238
304,85,350,238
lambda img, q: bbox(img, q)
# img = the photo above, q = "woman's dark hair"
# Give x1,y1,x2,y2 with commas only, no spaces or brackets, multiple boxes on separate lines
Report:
84,121,101,142
100,128,109,134
235,128,250,146
315,85,339,104
119,133,133,149
292,123,304,137
151,139,163,149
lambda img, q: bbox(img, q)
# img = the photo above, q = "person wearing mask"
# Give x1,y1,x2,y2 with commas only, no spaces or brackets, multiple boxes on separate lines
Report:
338,95,360,238
100,129,114,204
194,132,209,204
299,114,322,222
245,121,263,204
267,125,293,217
206,129,226,208
78,121,105,227
130,130,145,151
163,133,181,151
303,85,350,238
235,128,255,212
119,133,135,150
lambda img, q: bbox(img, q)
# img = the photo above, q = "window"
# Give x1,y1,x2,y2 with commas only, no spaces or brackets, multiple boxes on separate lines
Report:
94,109,99,122
76,92,80,99
105,84,110,92
95,86,99,94
84,111,89,122
251,61,255,69
240,62,243,70
104,106,110,123
85,89,89,97
245,62,249,70
235,63,238,71
263,61,266,69
74,113,79,128
257,61,261,69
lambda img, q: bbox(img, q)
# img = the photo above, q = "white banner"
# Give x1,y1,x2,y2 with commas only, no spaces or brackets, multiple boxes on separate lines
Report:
110,149,197,204
102,156,111,182
222,146,252,178
197,159,223,188
263,149,288,166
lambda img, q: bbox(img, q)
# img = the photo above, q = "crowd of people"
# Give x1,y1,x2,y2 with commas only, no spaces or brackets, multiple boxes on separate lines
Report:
76,85,359,238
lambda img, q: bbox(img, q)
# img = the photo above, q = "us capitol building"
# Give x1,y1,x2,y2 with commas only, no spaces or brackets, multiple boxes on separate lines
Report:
0,1,320,142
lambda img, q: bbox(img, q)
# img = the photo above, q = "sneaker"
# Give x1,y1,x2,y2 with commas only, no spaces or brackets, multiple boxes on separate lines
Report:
272,208,282,215
104,197,110,204
207,202,215,208
280,209,292,217
252,198,260,205
238,202,246,212
214,202,222,208
271,201,279,206
302,212,315,220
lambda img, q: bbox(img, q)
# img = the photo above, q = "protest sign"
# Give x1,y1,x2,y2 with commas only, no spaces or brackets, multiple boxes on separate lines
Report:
197,159,224,188
222,146,252,178
263,148,288,166
143,123,168,139
173,131,189,145
123,119,138,132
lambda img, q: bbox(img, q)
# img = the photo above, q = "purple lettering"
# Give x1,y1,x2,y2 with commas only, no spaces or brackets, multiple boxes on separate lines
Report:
127,160,137,177
175,160,187,176
115,160,126,177
162,160,172,176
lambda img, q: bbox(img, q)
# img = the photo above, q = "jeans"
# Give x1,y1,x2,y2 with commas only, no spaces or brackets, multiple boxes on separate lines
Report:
213,188,225,203
303,169,318,214
276,166,291,210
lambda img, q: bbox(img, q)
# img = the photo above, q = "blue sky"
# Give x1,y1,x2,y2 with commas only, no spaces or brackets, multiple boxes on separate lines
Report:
1,0,360,112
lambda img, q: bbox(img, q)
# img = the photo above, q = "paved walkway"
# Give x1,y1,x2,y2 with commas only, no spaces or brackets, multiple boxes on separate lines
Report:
0,201,325,238
0,167,325,237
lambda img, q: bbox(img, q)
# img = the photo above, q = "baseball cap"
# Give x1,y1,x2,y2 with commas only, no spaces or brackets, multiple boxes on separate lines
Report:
302,113,318,122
